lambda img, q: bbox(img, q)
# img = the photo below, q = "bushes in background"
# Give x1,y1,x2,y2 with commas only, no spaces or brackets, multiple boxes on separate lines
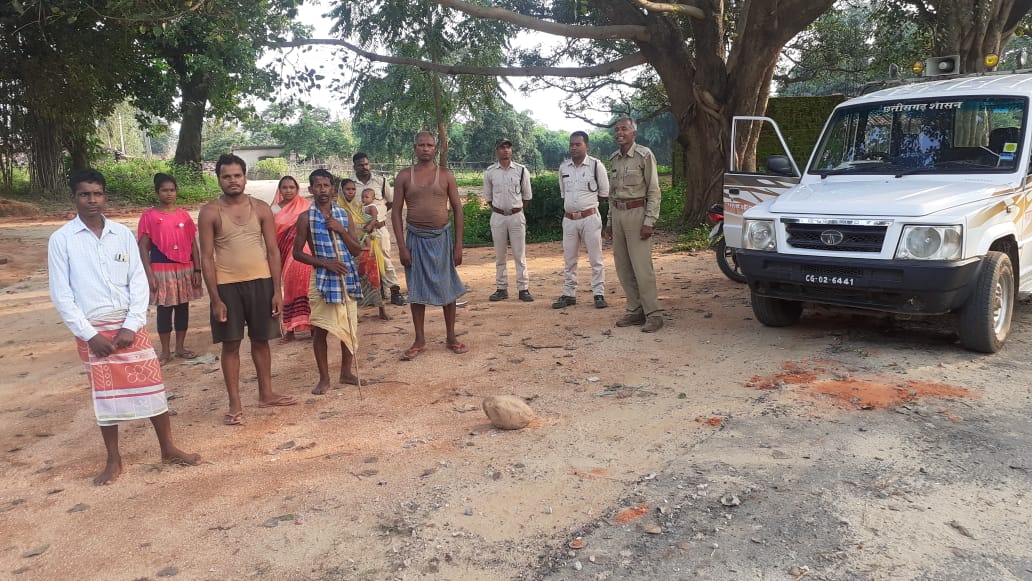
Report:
96,159,218,205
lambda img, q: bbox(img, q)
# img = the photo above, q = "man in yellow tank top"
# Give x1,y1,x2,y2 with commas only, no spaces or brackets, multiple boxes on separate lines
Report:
199,154,297,426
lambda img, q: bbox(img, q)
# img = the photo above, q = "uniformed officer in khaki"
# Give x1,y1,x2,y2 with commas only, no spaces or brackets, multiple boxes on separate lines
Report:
483,138,534,302
606,117,663,332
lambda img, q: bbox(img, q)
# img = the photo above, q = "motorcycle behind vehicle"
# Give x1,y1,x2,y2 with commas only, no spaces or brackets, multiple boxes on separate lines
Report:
707,203,747,283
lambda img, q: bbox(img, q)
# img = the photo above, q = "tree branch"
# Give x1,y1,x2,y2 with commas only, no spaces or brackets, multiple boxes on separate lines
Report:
276,39,647,77
627,0,704,19
431,0,652,42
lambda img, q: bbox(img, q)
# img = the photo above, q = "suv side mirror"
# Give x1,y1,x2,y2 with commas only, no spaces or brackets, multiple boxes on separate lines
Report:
766,155,797,177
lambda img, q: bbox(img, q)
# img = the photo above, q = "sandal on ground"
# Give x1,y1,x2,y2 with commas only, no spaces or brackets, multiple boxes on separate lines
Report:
447,342,469,355
223,411,243,425
175,350,198,360
157,353,173,365
400,346,425,361
257,395,298,408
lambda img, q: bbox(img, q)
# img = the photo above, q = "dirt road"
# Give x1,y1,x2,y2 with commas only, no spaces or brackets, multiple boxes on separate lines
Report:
1,206,1031,580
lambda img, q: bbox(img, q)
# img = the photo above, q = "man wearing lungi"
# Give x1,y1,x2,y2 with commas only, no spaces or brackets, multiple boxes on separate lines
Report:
48,169,200,485
392,131,468,361
292,169,364,394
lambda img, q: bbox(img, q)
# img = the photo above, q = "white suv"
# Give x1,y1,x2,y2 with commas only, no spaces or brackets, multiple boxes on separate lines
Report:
736,73,1032,352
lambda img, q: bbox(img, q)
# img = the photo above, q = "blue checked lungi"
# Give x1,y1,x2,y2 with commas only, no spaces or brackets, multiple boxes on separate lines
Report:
404,223,466,306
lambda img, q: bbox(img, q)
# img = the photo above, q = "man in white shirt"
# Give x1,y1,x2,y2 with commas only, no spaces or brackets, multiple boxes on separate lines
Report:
483,138,534,302
48,169,199,485
553,131,611,309
347,152,405,305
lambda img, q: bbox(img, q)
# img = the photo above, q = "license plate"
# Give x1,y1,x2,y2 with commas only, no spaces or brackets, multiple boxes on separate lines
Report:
804,274,856,286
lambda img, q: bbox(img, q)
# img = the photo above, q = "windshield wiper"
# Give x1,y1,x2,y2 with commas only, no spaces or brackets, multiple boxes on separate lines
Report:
816,163,893,179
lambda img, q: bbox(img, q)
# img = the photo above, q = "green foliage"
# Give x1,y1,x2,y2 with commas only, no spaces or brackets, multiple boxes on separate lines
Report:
759,96,846,169
330,0,509,164
523,174,564,242
461,196,492,246
267,105,353,162
668,225,712,252
463,104,540,169
95,160,218,205
656,180,688,230
776,2,930,96
201,120,252,161
128,0,305,164
253,158,289,180
453,172,483,187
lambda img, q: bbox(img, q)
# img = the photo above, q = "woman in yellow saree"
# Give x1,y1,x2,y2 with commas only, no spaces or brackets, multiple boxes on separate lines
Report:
339,178,390,320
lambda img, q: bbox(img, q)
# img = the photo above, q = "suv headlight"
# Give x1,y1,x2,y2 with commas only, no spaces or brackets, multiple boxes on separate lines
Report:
895,225,962,260
743,220,777,251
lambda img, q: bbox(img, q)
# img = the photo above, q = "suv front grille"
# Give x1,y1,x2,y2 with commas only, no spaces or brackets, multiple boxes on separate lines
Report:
785,223,887,252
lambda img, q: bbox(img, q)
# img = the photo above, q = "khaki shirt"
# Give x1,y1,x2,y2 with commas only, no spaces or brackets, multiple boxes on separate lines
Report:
347,174,391,224
609,143,661,227
483,162,532,212
559,156,609,213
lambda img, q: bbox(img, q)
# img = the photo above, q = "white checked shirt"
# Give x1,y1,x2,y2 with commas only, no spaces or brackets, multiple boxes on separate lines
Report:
559,156,610,213
48,216,149,341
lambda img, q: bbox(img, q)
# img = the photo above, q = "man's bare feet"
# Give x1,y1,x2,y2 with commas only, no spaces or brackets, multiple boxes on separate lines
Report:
311,380,329,395
162,448,201,466
339,372,361,385
93,459,123,486
378,308,392,321
157,351,173,365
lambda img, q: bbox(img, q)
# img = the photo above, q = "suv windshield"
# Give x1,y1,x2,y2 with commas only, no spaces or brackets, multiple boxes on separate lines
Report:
809,96,1027,176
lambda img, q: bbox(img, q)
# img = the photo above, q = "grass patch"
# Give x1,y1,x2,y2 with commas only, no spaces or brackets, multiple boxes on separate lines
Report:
97,160,219,205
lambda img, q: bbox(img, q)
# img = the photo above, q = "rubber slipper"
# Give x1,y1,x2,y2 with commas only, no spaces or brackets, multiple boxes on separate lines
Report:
175,350,198,360
447,342,469,355
257,395,298,408
400,346,425,361
157,353,173,365
223,411,243,425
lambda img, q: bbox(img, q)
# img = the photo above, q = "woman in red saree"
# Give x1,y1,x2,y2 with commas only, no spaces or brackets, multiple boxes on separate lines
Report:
271,176,313,340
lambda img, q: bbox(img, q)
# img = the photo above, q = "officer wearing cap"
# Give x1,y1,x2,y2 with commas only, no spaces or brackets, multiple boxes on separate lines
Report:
607,117,663,332
483,138,534,302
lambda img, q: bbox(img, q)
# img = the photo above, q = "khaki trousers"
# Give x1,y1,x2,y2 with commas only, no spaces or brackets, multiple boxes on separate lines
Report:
611,206,659,315
490,211,529,291
562,212,605,296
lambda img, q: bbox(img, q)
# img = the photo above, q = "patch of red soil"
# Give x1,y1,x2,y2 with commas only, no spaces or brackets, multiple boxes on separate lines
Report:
613,503,650,524
807,378,972,409
746,361,819,389
0,199,43,217
694,416,724,426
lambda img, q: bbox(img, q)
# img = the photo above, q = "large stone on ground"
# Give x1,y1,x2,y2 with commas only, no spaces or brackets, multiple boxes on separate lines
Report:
482,395,534,430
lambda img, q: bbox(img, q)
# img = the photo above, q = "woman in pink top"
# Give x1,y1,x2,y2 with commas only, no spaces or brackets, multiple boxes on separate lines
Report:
138,173,204,363
270,175,313,341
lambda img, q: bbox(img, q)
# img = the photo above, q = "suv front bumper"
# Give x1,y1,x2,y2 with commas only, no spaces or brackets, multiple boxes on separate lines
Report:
738,251,984,314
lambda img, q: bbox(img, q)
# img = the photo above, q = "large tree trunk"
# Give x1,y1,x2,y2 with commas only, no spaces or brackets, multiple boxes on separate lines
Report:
930,0,1032,73
28,113,65,198
636,0,834,224
67,133,90,173
174,72,209,167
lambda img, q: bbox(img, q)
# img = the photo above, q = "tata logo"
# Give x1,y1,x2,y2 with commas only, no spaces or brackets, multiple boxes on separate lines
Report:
820,230,845,246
